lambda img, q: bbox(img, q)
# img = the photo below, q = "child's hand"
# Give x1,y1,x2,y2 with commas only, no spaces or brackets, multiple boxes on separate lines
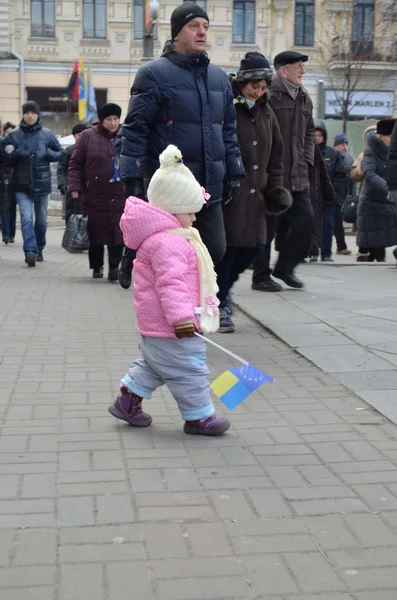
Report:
174,320,195,339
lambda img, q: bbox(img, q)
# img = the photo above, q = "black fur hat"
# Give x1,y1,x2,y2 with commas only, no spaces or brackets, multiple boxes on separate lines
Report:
376,118,396,136
265,186,293,216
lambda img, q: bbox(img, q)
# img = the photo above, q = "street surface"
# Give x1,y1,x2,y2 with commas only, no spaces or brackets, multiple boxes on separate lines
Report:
1,221,397,600
234,233,397,426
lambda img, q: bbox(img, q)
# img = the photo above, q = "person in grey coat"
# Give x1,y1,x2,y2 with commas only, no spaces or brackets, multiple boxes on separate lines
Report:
356,118,397,261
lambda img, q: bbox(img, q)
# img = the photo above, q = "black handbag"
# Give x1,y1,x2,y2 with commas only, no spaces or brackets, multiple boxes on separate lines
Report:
342,195,359,224
11,155,35,192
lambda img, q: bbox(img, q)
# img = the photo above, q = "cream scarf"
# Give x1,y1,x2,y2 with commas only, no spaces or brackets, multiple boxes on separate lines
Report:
167,227,219,334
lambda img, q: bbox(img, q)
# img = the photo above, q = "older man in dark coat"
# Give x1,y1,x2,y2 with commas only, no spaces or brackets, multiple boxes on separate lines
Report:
68,103,124,281
252,51,315,290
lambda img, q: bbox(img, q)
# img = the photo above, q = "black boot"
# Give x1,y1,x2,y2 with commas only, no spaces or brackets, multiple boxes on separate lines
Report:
119,248,135,290
272,269,304,289
252,278,282,292
92,267,104,279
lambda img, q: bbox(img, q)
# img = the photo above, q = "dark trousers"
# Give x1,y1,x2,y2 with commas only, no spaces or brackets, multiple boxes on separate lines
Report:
310,205,335,259
216,246,260,304
334,203,347,251
89,245,123,270
1,193,17,240
194,201,226,266
275,189,314,273
252,217,276,283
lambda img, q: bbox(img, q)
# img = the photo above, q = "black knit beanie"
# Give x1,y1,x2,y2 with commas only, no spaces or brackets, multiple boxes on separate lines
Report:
97,103,122,122
22,101,40,115
235,52,273,83
72,123,88,136
171,1,209,40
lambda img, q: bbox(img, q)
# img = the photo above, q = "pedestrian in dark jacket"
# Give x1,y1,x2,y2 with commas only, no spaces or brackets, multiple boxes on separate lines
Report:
120,1,243,277
68,103,125,281
216,53,291,333
333,132,354,256
308,145,336,258
252,51,315,290
357,118,397,261
0,122,17,244
312,121,347,261
5,102,63,266
57,123,87,222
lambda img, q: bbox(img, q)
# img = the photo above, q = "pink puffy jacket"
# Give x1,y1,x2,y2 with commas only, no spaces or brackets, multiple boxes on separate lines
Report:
120,197,201,338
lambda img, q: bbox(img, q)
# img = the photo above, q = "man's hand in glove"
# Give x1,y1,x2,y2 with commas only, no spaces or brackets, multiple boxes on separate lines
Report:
174,320,195,339
223,179,241,205
58,186,66,196
124,179,145,201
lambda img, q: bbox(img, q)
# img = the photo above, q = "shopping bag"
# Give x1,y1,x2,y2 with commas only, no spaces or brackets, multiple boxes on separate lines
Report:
342,195,359,224
62,214,89,253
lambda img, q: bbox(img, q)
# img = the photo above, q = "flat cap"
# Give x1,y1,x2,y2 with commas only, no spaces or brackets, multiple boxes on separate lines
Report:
273,51,308,70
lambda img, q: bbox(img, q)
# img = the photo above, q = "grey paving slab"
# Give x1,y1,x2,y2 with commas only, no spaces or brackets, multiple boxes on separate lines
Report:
1,225,397,599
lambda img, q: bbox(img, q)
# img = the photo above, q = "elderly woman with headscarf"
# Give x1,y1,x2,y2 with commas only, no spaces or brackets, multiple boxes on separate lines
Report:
216,52,292,333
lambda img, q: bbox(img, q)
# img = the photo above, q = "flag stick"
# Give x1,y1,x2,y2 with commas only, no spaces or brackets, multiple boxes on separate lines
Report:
194,332,249,366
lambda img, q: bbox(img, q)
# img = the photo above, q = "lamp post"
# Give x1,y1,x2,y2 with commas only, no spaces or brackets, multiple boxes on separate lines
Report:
142,0,159,61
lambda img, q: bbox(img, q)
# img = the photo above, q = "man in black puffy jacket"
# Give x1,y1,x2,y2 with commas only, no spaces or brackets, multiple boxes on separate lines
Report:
5,101,63,266
313,121,347,261
119,1,243,288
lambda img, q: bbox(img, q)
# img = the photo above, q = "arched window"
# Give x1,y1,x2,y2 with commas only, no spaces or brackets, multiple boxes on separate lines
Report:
294,0,314,46
83,0,106,39
233,0,255,44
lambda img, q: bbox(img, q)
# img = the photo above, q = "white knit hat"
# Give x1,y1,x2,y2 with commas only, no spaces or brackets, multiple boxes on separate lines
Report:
148,145,206,214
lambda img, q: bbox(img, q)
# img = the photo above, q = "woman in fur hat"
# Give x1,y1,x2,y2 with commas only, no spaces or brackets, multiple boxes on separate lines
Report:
356,118,397,261
216,52,292,333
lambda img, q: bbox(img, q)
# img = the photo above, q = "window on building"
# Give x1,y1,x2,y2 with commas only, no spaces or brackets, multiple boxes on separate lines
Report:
233,1,255,44
134,0,157,40
190,0,207,9
83,0,106,39
352,0,374,54
294,0,314,46
31,0,55,37
134,0,144,39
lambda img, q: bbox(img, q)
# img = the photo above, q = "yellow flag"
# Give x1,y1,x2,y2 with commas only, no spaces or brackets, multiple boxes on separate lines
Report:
78,57,86,122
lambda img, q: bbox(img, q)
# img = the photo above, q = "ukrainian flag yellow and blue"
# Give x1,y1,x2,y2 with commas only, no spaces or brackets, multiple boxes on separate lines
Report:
211,364,274,411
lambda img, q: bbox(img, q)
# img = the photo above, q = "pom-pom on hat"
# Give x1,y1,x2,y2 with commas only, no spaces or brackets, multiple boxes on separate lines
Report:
148,145,207,215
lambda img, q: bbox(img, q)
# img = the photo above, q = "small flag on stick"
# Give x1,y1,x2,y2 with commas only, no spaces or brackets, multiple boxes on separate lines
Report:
194,333,274,411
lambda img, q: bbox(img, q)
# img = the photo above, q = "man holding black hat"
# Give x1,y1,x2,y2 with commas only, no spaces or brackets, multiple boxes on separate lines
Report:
119,0,243,288
252,50,315,290
68,103,125,281
57,123,87,223
4,101,63,266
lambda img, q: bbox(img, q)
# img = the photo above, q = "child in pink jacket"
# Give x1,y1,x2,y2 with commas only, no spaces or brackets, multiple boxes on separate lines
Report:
108,145,230,436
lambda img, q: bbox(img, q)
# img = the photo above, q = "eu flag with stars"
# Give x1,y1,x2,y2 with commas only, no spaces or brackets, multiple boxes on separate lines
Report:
211,364,274,410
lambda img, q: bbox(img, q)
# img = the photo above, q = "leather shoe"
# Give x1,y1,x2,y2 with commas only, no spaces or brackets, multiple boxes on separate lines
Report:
119,271,132,289
272,270,304,289
252,279,282,292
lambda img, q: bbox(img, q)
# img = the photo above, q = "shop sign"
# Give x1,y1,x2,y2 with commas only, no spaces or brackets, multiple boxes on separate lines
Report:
325,90,394,117
26,87,107,113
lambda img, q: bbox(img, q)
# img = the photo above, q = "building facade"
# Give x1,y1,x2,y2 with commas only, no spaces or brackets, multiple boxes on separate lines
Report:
0,0,396,135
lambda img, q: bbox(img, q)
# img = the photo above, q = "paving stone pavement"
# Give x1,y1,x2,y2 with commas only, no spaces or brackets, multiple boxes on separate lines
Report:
3,227,397,599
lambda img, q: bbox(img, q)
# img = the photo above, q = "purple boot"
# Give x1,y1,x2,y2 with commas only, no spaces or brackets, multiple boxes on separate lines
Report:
184,414,231,436
109,387,152,427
